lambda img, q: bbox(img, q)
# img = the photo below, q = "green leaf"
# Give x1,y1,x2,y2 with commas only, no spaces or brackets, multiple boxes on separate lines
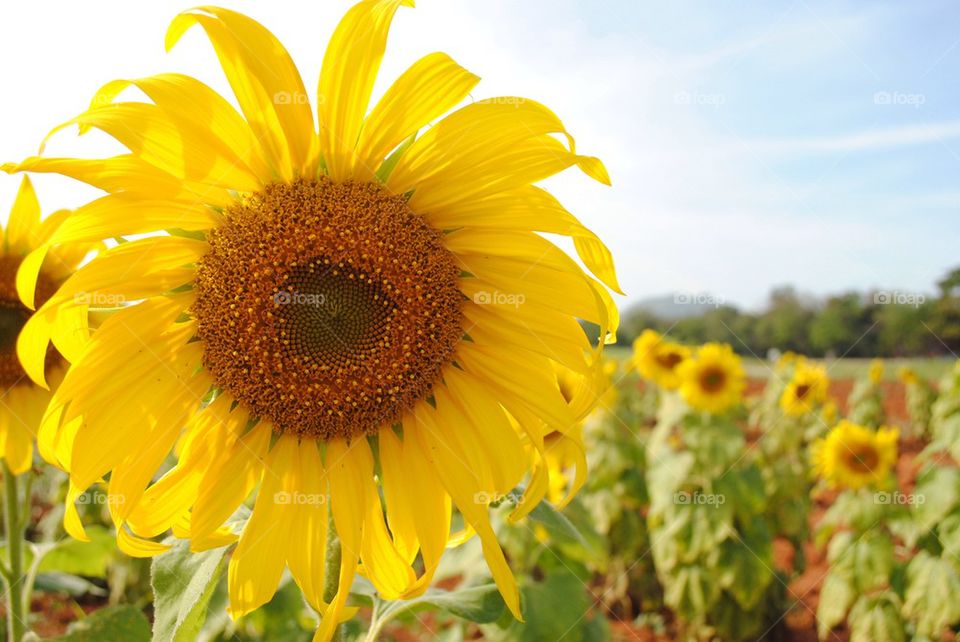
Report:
244,578,315,641
848,593,905,642
937,513,960,565
663,565,720,620
828,529,894,593
485,572,602,642
913,466,960,531
817,573,856,639
150,538,230,642
396,584,506,624
716,464,766,519
902,551,960,637
52,605,150,642
714,522,774,609
528,500,588,548
39,525,117,578
34,572,107,597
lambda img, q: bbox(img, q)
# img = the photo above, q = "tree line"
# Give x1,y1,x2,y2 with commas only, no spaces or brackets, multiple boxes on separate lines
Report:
607,266,960,358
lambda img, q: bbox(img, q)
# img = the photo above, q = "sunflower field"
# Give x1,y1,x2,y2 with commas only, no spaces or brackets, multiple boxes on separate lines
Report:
0,1,958,642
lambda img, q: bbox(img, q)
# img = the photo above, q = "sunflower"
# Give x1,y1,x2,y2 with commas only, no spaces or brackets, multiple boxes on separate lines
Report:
779,362,829,416
897,366,919,386
632,329,690,390
4,2,619,636
538,364,609,505
676,342,745,413
0,178,90,475
869,358,885,384
775,350,804,371
812,421,898,490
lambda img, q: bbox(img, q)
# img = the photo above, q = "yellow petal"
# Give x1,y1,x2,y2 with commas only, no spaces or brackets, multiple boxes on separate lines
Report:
392,419,452,597
457,343,575,435
354,52,478,180
388,98,609,207
41,236,205,312
6,176,41,254
117,526,171,558
126,395,236,538
89,73,271,180
405,134,608,213
318,0,413,179
227,435,299,618
3,156,232,206
317,438,367,640
286,441,329,613
464,302,590,376
44,103,261,192
426,185,621,293
411,406,522,620
167,8,315,178
191,421,271,549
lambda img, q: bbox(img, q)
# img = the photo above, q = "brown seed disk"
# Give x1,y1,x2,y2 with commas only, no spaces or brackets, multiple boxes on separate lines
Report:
192,178,464,440
0,255,60,389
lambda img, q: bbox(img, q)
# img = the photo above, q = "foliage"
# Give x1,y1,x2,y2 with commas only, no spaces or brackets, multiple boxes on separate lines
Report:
615,265,960,358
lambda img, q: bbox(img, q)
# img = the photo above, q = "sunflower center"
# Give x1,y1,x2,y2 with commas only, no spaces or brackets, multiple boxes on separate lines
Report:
193,178,464,440
655,351,684,370
699,367,727,393
842,444,880,474
0,255,59,388
795,384,811,399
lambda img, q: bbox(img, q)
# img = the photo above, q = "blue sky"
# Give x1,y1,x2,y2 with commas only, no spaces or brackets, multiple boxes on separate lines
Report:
0,0,957,310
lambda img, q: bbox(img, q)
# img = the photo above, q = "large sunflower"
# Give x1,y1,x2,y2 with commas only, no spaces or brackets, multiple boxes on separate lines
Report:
0,178,89,475
632,329,690,390
4,2,619,637
779,362,829,416
676,342,745,413
812,421,898,490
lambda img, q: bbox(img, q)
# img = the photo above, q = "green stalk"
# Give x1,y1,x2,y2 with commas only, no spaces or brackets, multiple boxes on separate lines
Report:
322,505,342,642
2,462,27,642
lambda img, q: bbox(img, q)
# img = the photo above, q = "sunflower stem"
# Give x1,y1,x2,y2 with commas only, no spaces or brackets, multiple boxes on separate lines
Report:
2,462,28,642
322,506,342,642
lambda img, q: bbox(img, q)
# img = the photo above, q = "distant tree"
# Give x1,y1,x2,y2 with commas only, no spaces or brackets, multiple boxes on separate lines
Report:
754,287,814,354
610,267,959,358
937,267,960,297
618,308,667,345
874,300,935,356
808,293,870,357
930,265,960,353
